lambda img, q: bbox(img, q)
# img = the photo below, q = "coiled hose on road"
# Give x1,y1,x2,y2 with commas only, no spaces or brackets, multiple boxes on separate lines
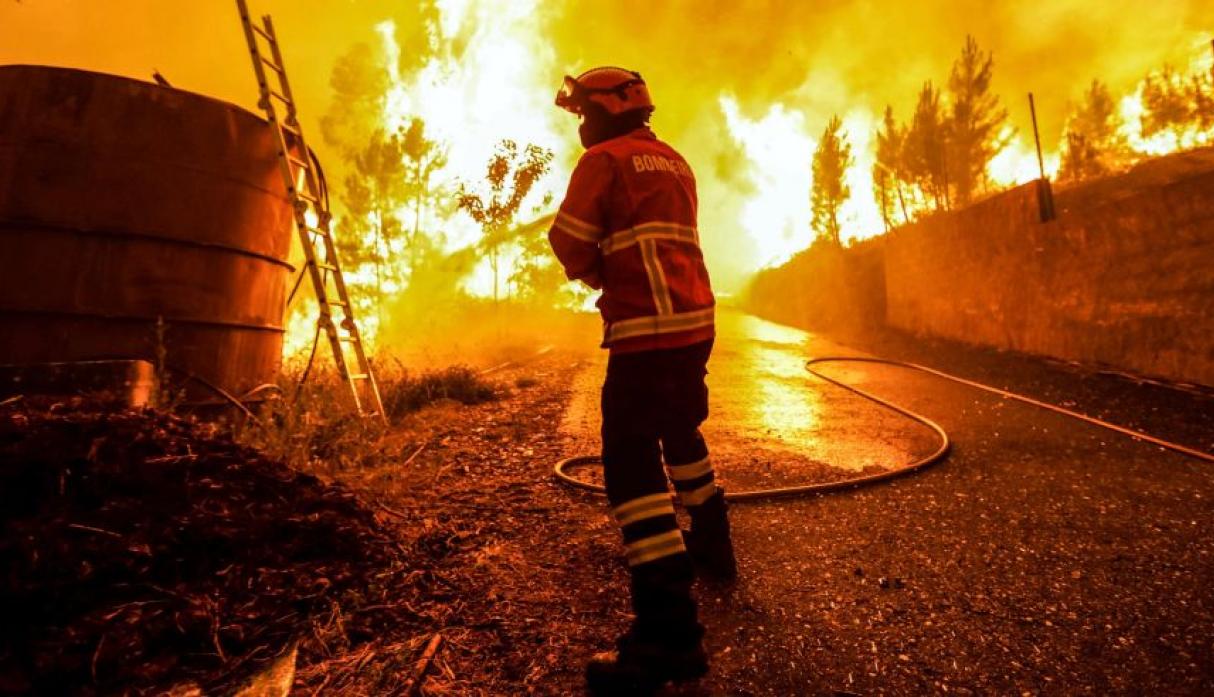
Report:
553,356,1214,502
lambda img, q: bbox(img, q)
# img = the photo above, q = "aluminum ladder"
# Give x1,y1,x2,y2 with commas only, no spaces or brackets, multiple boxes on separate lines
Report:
236,0,386,421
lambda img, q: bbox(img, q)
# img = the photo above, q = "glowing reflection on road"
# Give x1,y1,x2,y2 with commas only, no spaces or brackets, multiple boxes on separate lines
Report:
710,313,827,450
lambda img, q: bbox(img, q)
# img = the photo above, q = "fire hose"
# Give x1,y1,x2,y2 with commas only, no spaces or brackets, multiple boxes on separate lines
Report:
553,356,1214,502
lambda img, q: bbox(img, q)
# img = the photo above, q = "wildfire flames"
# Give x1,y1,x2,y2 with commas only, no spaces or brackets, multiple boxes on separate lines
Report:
352,3,1213,273
2,0,1211,348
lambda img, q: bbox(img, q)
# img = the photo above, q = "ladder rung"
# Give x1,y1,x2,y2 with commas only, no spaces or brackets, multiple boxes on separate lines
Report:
241,11,385,423
250,22,273,42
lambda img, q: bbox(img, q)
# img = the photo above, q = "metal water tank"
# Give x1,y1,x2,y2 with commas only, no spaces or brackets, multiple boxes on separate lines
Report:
0,65,295,400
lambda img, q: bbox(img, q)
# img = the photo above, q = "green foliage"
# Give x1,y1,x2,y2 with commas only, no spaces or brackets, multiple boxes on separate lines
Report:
810,115,853,247
319,42,457,315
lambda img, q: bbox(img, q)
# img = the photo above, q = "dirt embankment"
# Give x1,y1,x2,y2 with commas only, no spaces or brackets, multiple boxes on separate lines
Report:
0,401,432,695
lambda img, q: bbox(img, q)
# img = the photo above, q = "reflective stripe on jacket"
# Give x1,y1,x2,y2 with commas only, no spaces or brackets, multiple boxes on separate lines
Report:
548,127,715,353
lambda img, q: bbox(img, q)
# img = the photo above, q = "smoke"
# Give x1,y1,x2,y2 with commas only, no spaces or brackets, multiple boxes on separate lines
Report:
1,0,1208,293
548,0,1206,137
544,0,1210,284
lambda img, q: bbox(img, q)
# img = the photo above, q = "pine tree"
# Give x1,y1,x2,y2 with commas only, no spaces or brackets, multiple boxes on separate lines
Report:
1141,65,1195,138
810,115,854,247
1060,80,1130,182
946,35,1009,205
874,105,910,226
904,82,949,212
1190,72,1214,133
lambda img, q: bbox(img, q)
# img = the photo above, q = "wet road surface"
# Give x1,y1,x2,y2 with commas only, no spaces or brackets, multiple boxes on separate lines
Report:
560,310,1214,695
561,312,939,488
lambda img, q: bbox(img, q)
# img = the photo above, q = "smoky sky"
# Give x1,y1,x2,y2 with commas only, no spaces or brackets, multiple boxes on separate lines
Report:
545,0,1207,143
3,1,1205,152
1,0,1208,288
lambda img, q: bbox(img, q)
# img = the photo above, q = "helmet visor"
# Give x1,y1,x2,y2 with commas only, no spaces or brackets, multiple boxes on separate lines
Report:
555,75,583,113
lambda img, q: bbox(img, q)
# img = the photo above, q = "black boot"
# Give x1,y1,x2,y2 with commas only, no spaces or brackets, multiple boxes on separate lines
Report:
586,555,707,695
684,488,738,584
585,629,708,695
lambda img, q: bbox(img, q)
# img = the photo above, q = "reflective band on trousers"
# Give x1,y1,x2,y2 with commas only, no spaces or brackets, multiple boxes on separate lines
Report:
678,481,718,507
667,457,712,481
625,529,686,566
612,492,675,526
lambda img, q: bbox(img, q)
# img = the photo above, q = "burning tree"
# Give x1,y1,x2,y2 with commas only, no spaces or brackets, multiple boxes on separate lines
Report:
1139,64,1214,143
323,117,451,317
945,35,1009,206
321,42,390,156
810,115,853,247
457,140,554,303
904,82,950,212
320,44,452,309
868,37,1013,223
874,105,910,228
339,126,408,298
399,117,449,270
507,206,589,308
1059,80,1131,183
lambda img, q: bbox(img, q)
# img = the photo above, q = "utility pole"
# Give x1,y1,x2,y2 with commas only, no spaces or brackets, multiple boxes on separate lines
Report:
1028,92,1056,222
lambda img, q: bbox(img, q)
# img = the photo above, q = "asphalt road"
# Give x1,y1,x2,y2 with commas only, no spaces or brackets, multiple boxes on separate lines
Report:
560,310,1214,695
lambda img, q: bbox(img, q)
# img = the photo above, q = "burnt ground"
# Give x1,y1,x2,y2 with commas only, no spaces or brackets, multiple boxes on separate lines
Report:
348,309,1214,696
11,308,1208,695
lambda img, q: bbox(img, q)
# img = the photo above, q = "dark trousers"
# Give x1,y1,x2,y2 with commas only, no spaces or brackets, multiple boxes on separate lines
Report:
600,339,715,647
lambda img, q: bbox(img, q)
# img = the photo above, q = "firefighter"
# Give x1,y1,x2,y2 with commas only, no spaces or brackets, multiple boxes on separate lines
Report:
549,66,737,694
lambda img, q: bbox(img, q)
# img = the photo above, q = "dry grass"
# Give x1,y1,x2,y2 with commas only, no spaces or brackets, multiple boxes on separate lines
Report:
236,358,502,477
381,364,500,421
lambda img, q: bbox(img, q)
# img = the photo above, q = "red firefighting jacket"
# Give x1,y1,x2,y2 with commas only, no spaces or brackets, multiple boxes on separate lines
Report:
548,127,715,354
